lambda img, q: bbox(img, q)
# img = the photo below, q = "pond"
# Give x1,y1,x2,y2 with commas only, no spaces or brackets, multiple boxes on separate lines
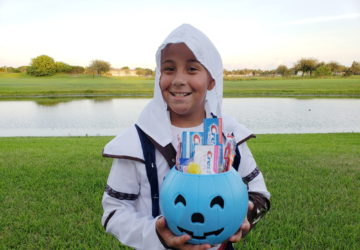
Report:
0,98,359,137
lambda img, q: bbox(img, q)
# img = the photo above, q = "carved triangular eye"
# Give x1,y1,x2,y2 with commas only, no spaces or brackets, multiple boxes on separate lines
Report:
175,194,186,206
210,196,224,208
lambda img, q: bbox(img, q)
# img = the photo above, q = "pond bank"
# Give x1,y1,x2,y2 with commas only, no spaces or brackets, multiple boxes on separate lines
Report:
1,75,360,98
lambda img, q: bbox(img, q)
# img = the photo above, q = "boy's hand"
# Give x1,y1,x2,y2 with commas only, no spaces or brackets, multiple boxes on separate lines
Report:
228,201,254,243
156,216,212,250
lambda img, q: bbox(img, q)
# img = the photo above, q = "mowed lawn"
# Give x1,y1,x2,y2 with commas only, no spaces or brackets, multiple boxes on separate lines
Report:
0,73,360,97
0,134,359,249
0,73,154,97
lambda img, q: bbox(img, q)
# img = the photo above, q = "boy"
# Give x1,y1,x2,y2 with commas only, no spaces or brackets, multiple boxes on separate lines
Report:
102,24,270,250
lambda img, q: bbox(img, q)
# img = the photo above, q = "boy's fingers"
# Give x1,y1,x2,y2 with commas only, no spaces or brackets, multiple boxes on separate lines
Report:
155,217,165,230
248,201,254,211
241,219,250,232
192,244,212,250
229,230,242,242
172,234,191,245
156,217,174,239
156,217,211,249
156,217,191,247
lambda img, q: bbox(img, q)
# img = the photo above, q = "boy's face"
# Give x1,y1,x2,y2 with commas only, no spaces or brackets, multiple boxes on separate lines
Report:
160,43,215,126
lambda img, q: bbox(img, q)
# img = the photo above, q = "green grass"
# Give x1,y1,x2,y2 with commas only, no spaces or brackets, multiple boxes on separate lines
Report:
0,73,154,97
0,73,359,98
0,134,359,249
224,77,360,97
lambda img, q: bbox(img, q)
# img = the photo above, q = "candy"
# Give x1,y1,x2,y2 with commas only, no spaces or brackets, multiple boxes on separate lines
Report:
187,162,201,174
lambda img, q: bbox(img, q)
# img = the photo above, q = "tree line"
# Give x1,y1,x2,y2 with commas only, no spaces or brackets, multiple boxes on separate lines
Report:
0,55,154,77
224,59,360,77
1,55,359,77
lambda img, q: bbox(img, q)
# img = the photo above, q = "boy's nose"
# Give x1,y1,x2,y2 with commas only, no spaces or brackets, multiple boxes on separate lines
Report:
172,72,187,86
172,79,186,86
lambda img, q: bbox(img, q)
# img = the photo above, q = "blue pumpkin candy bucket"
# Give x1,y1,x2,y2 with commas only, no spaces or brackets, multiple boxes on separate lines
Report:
160,167,248,245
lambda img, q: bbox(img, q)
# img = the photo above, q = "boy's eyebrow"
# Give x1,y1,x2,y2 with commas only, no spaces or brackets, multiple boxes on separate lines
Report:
161,59,201,64
188,59,201,63
161,59,174,64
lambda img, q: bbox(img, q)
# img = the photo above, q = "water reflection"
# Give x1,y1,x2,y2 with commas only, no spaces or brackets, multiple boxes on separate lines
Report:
0,98,359,136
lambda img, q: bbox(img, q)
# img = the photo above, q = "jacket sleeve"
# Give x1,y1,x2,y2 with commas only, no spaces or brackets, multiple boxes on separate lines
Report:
101,158,166,250
237,142,271,228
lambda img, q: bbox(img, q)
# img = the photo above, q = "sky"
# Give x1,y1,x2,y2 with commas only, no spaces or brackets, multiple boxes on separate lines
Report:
0,0,359,70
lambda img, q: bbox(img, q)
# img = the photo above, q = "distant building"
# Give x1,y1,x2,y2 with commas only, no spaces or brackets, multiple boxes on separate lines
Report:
109,68,137,76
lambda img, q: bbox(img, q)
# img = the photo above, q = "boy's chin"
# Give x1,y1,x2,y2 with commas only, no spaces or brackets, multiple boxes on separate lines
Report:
169,107,205,123
169,108,190,117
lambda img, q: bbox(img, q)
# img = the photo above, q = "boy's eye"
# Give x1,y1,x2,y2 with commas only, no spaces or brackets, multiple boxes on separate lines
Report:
188,66,199,72
163,67,175,72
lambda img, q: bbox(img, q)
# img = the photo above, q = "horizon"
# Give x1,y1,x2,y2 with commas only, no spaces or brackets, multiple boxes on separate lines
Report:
1,0,359,70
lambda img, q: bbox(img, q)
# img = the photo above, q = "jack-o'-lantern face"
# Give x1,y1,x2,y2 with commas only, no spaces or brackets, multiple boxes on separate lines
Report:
174,194,225,240
160,167,248,245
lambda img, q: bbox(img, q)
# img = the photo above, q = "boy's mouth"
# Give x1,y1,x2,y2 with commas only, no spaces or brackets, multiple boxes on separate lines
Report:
170,91,192,97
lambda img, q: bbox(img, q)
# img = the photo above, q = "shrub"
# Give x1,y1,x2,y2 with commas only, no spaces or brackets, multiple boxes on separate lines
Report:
27,55,57,76
314,65,332,77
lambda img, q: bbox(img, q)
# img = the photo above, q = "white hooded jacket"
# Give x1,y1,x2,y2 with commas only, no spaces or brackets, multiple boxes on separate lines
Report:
102,24,270,250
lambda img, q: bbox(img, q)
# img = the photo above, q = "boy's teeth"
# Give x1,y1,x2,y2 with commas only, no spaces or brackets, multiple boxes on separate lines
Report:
171,92,191,96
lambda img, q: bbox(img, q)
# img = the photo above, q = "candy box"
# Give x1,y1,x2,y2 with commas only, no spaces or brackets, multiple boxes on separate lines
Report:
160,167,249,245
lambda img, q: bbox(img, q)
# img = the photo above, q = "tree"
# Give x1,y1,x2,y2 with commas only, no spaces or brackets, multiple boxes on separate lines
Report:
223,69,231,76
326,61,345,74
294,58,318,76
3,67,20,73
314,65,332,77
55,62,72,73
27,55,57,76
350,61,360,75
135,67,154,76
88,60,111,76
17,66,28,72
70,66,85,74
121,66,130,74
276,65,289,76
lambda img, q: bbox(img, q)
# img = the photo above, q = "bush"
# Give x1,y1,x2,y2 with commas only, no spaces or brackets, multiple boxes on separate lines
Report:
55,62,72,73
88,60,111,76
27,55,57,76
70,66,85,74
350,61,360,75
314,65,332,77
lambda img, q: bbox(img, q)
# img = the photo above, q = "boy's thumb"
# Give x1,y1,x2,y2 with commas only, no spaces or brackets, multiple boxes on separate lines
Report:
156,216,166,229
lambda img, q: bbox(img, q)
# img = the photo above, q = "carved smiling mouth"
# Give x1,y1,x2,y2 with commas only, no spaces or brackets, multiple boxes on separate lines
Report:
177,226,224,240
170,91,192,97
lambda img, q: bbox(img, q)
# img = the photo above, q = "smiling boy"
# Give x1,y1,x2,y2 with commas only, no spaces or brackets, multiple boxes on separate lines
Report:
102,24,270,250
160,42,215,128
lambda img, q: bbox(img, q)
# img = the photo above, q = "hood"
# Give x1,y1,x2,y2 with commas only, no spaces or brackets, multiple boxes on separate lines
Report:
136,24,223,147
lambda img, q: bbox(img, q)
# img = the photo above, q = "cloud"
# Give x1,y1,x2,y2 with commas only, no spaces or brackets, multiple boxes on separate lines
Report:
284,13,360,25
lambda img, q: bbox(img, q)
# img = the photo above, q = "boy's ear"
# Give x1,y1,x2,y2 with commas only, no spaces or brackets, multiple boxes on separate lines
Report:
207,78,215,90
